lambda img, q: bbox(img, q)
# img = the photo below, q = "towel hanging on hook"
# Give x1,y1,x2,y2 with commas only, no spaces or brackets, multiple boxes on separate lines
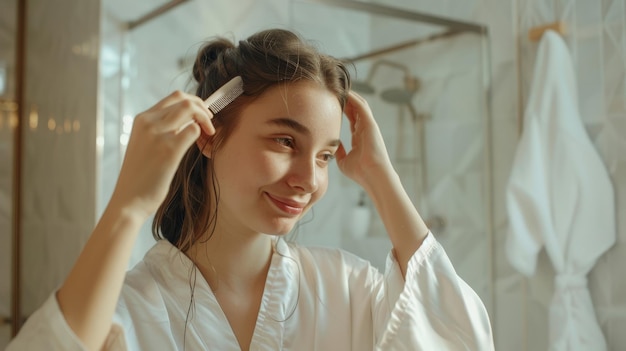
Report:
506,30,614,351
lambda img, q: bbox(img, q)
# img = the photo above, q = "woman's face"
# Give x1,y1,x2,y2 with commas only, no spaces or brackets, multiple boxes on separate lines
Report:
211,80,343,236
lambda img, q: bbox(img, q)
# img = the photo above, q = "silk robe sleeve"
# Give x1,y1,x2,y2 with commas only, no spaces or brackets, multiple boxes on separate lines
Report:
4,292,127,351
363,233,494,350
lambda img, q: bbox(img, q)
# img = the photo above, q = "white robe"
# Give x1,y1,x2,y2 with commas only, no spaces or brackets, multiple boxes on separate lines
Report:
505,30,616,351
7,233,493,350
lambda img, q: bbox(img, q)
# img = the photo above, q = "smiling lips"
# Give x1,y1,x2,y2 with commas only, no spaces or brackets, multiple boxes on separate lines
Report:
265,193,307,215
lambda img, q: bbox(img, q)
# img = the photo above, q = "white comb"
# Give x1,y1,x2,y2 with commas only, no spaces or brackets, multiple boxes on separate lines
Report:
176,76,243,134
205,76,244,115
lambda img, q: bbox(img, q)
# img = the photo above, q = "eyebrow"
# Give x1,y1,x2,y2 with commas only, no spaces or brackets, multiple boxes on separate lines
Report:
267,117,341,147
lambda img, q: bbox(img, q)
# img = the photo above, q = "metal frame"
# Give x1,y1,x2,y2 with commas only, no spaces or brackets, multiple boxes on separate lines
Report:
314,0,488,34
342,29,463,63
127,0,191,31
312,0,488,62
11,0,26,337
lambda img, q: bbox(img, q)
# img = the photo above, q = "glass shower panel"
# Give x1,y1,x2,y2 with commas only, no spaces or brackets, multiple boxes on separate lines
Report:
289,1,493,309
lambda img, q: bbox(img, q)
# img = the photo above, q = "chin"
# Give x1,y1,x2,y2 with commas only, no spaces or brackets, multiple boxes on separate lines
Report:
266,225,297,236
260,218,299,236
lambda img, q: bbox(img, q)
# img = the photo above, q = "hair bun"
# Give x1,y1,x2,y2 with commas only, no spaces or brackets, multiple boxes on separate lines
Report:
192,38,236,85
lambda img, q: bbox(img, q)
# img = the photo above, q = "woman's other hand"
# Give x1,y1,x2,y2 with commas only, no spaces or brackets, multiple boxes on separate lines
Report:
336,91,428,276
335,91,394,190
109,91,215,220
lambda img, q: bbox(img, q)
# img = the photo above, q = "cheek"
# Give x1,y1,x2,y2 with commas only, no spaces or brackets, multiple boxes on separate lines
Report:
256,152,291,180
232,150,292,191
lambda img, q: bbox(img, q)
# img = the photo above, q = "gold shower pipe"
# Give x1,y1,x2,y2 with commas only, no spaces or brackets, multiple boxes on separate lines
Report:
342,29,464,63
127,0,191,31
315,0,487,34
11,0,27,336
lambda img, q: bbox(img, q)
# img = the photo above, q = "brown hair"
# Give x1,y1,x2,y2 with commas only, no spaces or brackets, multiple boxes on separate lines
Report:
152,28,351,251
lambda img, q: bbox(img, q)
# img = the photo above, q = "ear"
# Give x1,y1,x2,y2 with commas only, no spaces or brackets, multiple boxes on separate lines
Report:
196,131,214,158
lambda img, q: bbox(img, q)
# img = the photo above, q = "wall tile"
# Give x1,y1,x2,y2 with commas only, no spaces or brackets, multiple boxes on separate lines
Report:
19,0,100,322
605,310,626,349
0,325,9,350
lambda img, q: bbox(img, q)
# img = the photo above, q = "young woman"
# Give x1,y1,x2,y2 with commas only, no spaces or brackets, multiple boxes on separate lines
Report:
7,29,493,351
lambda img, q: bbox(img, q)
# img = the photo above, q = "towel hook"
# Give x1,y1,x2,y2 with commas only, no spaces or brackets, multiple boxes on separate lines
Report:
528,21,567,42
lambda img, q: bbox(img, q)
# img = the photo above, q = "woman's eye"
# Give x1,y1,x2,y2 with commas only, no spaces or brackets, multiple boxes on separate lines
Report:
320,153,336,162
275,137,294,148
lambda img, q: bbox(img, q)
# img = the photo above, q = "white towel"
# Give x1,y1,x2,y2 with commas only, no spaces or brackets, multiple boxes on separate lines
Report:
505,30,615,351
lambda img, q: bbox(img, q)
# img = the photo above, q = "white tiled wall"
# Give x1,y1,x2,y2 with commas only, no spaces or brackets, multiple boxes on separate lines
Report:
18,0,100,329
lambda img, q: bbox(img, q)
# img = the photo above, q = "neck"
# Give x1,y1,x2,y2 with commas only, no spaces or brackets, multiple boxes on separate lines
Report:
186,225,274,293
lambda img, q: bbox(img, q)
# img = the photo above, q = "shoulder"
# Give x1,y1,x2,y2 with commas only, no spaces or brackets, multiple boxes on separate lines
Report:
122,260,160,298
116,261,165,320
115,241,181,323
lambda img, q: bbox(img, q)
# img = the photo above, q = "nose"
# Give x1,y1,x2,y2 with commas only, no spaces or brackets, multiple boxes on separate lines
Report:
287,156,320,194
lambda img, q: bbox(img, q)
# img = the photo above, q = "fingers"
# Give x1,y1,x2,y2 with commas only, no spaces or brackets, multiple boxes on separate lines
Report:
164,99,215,136
151,90,205,110
344,93,358,127
335,142,347,162
346,91,372,116
146,93,215,136
345,91,376,130
345,91,387,155
174,118,202,145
